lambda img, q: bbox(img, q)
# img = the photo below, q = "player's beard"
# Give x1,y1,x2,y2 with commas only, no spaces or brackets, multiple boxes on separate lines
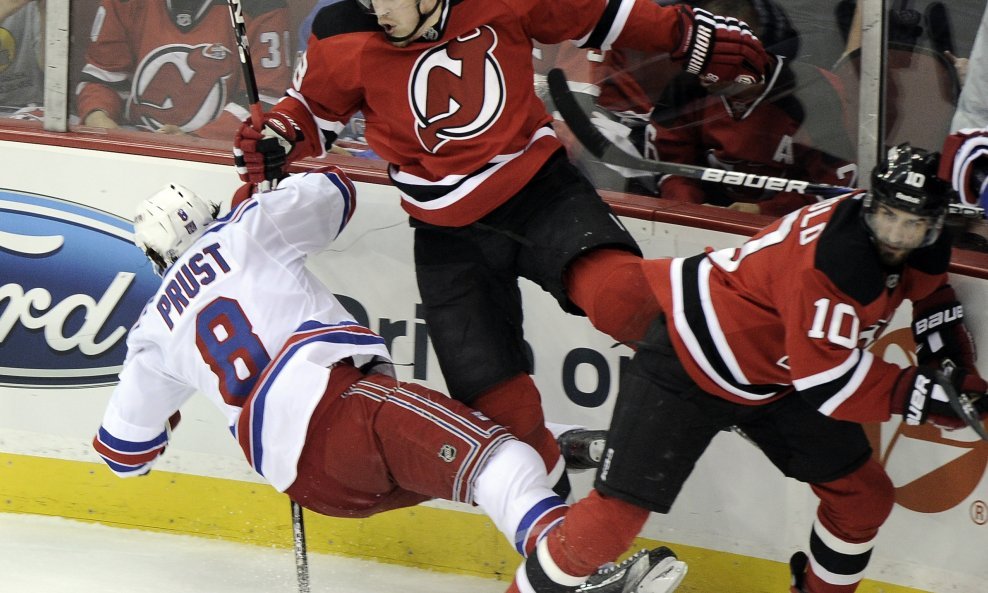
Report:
875,241,910,267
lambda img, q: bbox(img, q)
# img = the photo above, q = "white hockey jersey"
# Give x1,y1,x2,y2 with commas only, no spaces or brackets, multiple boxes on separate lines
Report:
94,168,392,490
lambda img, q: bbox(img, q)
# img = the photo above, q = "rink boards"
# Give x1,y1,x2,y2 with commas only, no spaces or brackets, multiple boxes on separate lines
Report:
2,141,988,592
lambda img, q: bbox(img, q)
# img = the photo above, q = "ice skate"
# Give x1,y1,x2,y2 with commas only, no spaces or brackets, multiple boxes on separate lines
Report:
789,551,808,593
577,546,687,593
557,428,607,470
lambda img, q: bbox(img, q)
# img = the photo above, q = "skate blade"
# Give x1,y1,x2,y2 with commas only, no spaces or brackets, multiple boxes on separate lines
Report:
635,560,687,593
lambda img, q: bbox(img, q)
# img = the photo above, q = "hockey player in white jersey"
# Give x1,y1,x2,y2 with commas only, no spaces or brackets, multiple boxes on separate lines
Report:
92,167,682,593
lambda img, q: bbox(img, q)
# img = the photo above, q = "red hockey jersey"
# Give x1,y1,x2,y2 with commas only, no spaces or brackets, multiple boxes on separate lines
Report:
643,193,952,423
278,0,687,227
76,0,291,138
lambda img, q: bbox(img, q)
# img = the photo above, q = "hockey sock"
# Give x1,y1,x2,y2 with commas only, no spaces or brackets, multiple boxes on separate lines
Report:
473,440,567,556
472,374,562,474
803,459,894,593
546,489,651,577
508,537,586,593
565,248,659,346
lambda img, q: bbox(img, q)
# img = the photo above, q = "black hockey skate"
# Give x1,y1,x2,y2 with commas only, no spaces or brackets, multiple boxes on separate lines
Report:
557,428,607,470
789,551,808,593
577,546,687,593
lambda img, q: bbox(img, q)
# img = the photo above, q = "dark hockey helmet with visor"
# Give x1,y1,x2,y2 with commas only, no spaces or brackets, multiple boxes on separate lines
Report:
862,143,955,249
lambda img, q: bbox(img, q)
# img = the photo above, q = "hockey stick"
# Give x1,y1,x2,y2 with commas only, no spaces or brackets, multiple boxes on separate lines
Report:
227,0,275,192
546,68,987,219
546,68,854,199
227,0,264,130
290,499,311,593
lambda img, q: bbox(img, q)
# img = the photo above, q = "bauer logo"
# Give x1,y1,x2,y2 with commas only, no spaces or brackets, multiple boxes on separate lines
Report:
0,190,159,387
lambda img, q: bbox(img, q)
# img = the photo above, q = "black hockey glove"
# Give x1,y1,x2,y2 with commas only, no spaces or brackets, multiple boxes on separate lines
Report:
911,285,976,368
671,6,771,86
233,112,305,183
892,361,988,430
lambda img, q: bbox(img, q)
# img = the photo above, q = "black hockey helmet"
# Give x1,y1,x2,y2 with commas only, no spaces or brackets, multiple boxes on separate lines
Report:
862,143,956,248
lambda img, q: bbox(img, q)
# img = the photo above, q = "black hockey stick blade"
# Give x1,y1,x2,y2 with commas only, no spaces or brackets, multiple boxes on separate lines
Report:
546,68,855,198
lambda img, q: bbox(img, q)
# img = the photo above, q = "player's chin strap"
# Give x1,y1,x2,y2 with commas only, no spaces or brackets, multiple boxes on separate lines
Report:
545,68,986,220
386,0,445,44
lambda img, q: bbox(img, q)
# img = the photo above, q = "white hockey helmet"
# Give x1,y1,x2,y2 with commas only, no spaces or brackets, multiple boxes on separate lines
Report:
133,183,216,276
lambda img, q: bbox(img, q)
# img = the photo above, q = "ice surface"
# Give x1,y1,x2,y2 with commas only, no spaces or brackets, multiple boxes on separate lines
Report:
0,513,506,593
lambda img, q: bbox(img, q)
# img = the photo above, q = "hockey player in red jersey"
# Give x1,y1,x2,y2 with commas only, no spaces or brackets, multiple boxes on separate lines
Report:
233,0,772,507
509,143,988,593
76,0,291,139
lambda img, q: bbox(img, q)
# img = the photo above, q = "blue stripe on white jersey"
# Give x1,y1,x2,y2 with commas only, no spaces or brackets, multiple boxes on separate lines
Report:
96,426,168,453
242,321,386,476
322,170,356,237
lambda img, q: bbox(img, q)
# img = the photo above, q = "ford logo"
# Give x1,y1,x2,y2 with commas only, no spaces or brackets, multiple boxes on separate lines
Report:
0,189,159,387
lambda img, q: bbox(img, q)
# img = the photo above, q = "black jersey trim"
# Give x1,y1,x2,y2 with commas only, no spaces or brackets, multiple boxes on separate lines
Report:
391,160,499,202
815,198,886,305
680,254,784,398
581,0,624,49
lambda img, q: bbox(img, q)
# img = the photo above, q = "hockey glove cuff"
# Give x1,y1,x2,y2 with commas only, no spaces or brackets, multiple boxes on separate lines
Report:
672,6,771,86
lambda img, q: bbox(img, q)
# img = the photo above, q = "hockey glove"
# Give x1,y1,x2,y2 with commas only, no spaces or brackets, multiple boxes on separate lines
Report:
939,128,988,210
672,6,771,86
233,112,305,183
911,285,976,369
892,361,988,430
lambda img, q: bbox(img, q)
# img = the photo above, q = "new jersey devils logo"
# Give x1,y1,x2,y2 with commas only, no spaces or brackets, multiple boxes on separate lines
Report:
128,43,235,133
408,27,506,153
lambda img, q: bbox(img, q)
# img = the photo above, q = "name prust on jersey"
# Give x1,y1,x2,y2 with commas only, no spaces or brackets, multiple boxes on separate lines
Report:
155,242,233,330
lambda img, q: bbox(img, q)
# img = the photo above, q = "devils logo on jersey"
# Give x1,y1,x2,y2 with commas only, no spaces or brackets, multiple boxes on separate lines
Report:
409,26,506,154
127,43,235,133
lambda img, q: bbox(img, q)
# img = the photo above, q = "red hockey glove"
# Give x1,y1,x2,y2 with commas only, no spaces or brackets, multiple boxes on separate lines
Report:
939,129,988,209
233,112,305,183
672,6,771,86
891,362,988,430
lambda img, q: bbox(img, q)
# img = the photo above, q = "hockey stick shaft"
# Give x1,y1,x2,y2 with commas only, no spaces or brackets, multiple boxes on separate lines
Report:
546,68,854,199
940,361,988,441
227,0,275,192
546,69,985,218
227,0,264,130
291,499,311,593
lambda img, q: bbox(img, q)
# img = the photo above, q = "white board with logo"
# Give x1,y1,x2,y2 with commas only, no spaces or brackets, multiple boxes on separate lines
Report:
2,140,987,591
